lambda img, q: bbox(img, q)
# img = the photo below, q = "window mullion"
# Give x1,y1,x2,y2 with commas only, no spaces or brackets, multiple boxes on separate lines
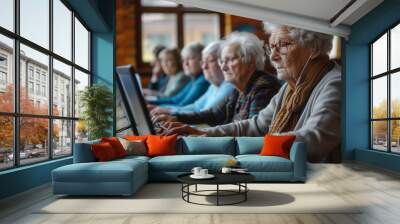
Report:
71,10,76,153
388,30,391,152
13,0,21,167
48,0,54,160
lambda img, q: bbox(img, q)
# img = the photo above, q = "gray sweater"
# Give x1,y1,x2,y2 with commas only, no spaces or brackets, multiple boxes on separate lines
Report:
204,64,342,162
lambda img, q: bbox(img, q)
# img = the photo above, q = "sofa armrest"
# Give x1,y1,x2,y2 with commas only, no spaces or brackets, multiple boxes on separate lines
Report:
289,141,307,181
73,140,100,163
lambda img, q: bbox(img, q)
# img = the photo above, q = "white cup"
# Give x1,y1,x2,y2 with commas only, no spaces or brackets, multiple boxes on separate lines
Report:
191,167,202,176
200,169,208,176
221,167,232,174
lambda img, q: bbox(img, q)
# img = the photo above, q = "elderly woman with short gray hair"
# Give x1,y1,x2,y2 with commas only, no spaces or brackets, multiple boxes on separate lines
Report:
164,25,341,163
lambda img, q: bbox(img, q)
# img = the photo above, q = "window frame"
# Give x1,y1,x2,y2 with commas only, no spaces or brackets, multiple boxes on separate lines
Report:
0,0,92,171
136,1,225,74
369,20,400,154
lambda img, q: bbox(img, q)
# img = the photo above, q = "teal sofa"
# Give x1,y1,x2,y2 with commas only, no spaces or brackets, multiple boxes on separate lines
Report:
52,137,307,196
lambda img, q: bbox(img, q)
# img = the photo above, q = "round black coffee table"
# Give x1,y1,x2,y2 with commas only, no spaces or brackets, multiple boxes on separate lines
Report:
177,173,255,206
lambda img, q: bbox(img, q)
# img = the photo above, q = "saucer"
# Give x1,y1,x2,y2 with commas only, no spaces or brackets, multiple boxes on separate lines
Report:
190,174,215,179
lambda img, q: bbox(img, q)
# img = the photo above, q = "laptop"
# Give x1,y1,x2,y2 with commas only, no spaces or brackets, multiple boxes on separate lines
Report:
116,65,156,135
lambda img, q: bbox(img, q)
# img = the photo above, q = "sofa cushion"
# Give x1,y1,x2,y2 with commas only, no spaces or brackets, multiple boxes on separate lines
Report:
236,137,263,155
260,134,296,159
178,137,235,155
147,135,177,157
148,154,235,172
236,155,293,172
119,138,147,156
91,142,118,161
101,137,127,158
53,157,148,183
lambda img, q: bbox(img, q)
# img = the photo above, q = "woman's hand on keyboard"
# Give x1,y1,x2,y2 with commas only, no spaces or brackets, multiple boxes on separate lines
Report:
152,114,177,123
159,122,207,136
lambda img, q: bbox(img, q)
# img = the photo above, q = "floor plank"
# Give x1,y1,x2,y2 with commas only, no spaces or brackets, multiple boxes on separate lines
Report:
1,162,400,224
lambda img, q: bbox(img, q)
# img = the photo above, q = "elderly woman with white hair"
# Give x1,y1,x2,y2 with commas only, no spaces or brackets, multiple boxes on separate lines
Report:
150,41,234,115
163,25,341,163
148,42,210,106
156,32,281,129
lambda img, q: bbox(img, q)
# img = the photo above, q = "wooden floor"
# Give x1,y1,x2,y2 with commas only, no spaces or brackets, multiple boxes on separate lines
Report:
1,162,400,224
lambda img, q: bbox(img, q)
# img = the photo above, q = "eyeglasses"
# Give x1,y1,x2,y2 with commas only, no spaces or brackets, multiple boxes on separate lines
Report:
265,41,296,56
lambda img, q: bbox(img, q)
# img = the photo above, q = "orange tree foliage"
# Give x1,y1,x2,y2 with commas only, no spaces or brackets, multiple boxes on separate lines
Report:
372,99,400,141
0,85,60,150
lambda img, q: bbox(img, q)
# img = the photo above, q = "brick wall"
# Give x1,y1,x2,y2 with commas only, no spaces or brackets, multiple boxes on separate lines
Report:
116,0,136,67
116,2,268,80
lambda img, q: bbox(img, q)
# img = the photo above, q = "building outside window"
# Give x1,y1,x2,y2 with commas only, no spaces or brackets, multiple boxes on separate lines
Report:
41,85,46,97
0,71,7,86
0,0,91,170
35,70,40,81
28,67,34,80
41,73,46,83
35,83,40,95
0,54,7,89
28,81,34,94
370,23,400,154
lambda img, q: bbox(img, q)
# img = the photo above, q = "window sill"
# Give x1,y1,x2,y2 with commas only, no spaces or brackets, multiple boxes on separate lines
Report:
0,156,72,176
355,148,400,172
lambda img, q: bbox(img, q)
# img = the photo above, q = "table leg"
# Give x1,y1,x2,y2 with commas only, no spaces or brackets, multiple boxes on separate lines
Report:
195,184,197,192
217,184,219,206
245,183,247,201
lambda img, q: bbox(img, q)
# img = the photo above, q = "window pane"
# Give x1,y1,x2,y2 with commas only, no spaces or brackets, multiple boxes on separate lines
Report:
0,116,13,170
391,72,400,118
391,24,400,70
391,120,400,153
53,0,72,60
74,69,89,118
20,117,49,165
372,33,387,76
53,119,72,158
0,0,14,31
184,14,220,46
0,35,14,113
372,77,387,119
372,121,388,151
53,59,72,117
75,120,88,143
141,0,177,7
75,17,89,70
20,0,49,49
142,13,177,63
20,44,49,115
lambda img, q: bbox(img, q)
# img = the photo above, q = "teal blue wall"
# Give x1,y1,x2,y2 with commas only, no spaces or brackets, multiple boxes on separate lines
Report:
345,0,400,171
0,158,72,199
91,0,115,136
0,0,115,200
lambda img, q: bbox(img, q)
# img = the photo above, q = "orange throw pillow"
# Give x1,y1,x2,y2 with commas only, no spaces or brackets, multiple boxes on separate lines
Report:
125,135,148,141
146,134,177,157
91,142,117,161
101,137,126,158
260,134,296,159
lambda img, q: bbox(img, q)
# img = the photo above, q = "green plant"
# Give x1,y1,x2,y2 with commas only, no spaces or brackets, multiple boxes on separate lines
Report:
79,84,113,140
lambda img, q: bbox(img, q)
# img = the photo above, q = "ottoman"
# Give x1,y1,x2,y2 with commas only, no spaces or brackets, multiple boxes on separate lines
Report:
52,156,149,196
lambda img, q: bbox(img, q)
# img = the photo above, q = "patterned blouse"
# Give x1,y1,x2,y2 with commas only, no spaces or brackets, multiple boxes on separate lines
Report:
176,71,281,126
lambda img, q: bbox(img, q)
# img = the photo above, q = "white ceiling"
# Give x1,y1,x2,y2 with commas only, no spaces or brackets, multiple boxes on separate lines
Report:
227,0,352,22
170,0,384,38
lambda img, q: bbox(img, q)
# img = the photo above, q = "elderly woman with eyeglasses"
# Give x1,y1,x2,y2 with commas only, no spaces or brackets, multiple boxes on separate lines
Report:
163,24,341,163
153,32,281,127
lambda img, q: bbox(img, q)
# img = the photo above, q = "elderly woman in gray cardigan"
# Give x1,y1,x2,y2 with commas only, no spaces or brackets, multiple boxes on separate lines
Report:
163,24,341,163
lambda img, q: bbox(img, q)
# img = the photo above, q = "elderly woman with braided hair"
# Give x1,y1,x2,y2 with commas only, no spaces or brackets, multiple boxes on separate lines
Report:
163,24,341,163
